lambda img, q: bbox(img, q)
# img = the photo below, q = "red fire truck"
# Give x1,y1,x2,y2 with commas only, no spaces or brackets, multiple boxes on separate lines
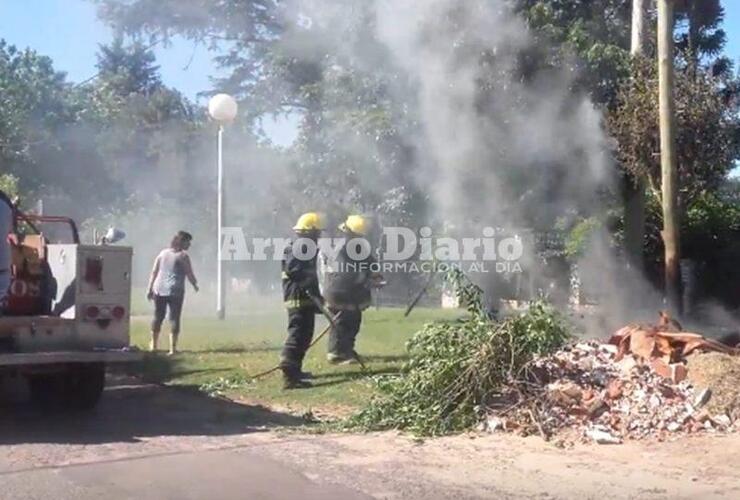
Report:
1,196,140,410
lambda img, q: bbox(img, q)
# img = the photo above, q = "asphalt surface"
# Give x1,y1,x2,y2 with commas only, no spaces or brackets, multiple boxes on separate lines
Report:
0,376,370,500
3,375,739,499
1,448,369,500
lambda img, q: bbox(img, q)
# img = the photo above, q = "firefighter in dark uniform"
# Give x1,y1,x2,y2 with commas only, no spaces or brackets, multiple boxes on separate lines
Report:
0,190,13,314
321,215,383,364
280,212,324,389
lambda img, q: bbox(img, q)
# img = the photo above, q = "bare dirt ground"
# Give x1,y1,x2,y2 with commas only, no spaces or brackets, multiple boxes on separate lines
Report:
1,376,739,499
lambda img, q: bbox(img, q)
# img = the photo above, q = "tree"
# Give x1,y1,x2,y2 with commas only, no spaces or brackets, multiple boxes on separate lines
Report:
608,52,739,310
608,59,737,215
518,0,633,108
0,40,75,184
94,0,283,113
75,38,207,204
95,0,738,237
631,0,648,57
94,0,430,228
0,39,112,215
95,36,161,96
674,0,729,74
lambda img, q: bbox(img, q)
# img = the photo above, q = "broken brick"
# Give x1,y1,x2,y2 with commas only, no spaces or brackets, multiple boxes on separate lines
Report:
606,379,623,400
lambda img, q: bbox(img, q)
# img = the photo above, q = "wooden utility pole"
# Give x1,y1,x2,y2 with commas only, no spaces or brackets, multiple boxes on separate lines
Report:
657,0,681,312
624,0,648,273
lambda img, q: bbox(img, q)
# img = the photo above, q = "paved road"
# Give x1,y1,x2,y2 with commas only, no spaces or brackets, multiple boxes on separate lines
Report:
3,376,740,499
1,448,369,500
0,377,371,500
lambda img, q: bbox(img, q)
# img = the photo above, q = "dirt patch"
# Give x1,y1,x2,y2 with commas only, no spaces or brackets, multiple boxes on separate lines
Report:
232,395,357,421
687,352,740,419
258,431,740,499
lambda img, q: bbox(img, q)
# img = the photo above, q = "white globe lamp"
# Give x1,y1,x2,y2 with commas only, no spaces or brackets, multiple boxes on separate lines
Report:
208,93,238,123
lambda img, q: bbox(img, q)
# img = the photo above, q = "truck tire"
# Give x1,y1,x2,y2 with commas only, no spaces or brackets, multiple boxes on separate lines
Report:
29,373,61,410
64,363,106,410
29,363,106,411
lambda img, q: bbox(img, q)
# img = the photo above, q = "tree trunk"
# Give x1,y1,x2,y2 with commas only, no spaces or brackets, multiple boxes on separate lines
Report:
657,0,682,313
631,0,648,56
624,0,648,274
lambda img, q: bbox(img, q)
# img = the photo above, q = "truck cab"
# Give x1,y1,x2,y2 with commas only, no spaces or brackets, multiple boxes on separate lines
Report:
0,205,140,410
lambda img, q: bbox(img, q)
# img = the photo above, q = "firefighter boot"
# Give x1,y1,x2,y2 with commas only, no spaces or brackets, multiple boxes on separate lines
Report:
282,366,312,389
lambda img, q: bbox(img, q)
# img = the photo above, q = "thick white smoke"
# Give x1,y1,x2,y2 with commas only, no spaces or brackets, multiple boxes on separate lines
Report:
373,0,612,227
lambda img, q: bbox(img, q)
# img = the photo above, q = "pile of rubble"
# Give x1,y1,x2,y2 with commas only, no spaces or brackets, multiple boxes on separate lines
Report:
484,312,740,444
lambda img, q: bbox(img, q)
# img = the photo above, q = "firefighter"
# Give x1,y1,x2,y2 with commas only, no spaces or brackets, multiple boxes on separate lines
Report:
0,190,12,314
321,215,383,364
280,212,325,389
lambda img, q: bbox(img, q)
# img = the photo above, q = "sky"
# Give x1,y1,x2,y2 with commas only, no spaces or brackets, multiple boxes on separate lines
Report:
1,0,740,148
0,0,217,102
0,0,295,144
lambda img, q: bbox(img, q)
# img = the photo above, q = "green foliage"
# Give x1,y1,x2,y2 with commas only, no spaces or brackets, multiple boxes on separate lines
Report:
640,185,740,266
95,0,282,111
93,0,739,236
674,0,729,73
95,36,161,96
518,0,631,107
683,191,740,256
0,173,19,198
0,35,210,222
345,273,570,436
199,375,253,397
0,39,75,175
560,217,602,258
607,56,739,207
686,192,740,232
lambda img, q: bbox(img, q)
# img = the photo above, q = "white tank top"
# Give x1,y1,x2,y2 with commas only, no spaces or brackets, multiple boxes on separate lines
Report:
153,248,188,297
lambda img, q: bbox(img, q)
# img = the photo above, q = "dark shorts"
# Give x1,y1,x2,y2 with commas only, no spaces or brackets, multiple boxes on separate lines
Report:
151,294,185,334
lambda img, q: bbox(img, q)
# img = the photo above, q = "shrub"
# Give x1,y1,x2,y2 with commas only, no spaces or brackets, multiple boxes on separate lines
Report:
346,271,571,435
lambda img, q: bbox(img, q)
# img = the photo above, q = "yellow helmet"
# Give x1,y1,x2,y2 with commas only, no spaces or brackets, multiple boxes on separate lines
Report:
293,212,325,232
339,215,369,236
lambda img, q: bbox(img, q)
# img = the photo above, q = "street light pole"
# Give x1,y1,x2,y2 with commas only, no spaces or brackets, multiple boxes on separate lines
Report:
216,124,225,320
208,93,238,321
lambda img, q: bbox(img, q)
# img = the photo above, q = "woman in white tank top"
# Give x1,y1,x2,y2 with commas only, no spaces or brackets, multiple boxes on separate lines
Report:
146,231,199,354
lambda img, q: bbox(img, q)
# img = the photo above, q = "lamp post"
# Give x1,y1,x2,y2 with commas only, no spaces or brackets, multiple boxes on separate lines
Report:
208,93,238,320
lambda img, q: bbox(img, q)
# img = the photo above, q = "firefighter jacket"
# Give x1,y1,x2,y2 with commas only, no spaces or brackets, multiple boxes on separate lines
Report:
319,242,376,310
281,239,321,311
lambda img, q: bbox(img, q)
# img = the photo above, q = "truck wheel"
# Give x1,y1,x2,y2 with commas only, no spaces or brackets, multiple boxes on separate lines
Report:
29,364,106,411
64,363,106,410
29,374,62,409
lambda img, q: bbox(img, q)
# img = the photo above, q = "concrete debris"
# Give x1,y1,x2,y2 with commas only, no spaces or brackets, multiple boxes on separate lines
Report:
486,416,504,432
714,415,732,428
586,426,622,445
484,332,738,443
693,388,712,409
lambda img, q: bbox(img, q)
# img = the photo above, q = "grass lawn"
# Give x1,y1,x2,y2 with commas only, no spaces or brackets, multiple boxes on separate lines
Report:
130,306,463,414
